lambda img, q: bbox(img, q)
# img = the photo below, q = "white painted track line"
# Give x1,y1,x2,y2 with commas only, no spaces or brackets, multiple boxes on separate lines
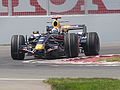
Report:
0,78,46,81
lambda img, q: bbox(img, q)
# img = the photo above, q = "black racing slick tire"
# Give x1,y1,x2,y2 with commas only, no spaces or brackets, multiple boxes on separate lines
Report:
64,33,79,58
83,32,100,56
11,35,25,60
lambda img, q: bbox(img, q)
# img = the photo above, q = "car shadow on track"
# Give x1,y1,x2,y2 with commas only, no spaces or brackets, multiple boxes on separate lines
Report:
23,54,85,61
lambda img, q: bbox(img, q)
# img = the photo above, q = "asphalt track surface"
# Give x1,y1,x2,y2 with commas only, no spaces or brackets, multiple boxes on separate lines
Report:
0,45,120,80
1,45,120,90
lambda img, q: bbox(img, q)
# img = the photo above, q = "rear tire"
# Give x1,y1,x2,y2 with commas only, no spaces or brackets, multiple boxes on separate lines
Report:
64,33,79,58
83,32,100,56
11,35,25,60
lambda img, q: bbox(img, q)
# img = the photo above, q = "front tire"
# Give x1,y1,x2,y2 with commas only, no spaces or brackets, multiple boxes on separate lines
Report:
83,32,100,56
11,35,25,60
64,33,79,58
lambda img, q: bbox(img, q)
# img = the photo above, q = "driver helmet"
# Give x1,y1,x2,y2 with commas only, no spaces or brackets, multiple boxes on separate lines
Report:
51,28,59,34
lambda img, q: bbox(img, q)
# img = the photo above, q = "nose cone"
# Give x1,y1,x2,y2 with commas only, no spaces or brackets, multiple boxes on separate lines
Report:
35,44,44,50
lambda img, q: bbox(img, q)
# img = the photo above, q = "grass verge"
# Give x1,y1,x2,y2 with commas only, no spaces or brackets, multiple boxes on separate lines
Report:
97,57,120,62
45,78,120,90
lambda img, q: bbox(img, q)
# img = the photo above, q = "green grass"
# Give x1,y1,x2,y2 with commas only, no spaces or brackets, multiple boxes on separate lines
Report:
98,57,120,62
45,78,120,90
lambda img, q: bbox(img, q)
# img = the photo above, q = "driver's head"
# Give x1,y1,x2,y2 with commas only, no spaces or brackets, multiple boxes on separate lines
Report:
51,28,59,34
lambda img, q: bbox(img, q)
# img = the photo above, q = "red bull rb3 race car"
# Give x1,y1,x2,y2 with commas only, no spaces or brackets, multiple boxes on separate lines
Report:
11,17,100,60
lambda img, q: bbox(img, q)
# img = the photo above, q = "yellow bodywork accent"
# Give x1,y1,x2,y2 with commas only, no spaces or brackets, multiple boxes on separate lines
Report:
62,25,71,29
35,44,44,50
52,20,60,28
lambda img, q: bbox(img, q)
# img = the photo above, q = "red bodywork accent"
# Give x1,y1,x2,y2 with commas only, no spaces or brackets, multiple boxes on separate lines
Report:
53,35,64,40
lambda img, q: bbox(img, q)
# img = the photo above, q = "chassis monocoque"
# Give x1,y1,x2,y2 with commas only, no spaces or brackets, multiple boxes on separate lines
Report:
11,25,100,60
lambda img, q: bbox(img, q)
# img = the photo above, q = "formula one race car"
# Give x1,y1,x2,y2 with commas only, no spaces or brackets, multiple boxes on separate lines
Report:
11,16,100,60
